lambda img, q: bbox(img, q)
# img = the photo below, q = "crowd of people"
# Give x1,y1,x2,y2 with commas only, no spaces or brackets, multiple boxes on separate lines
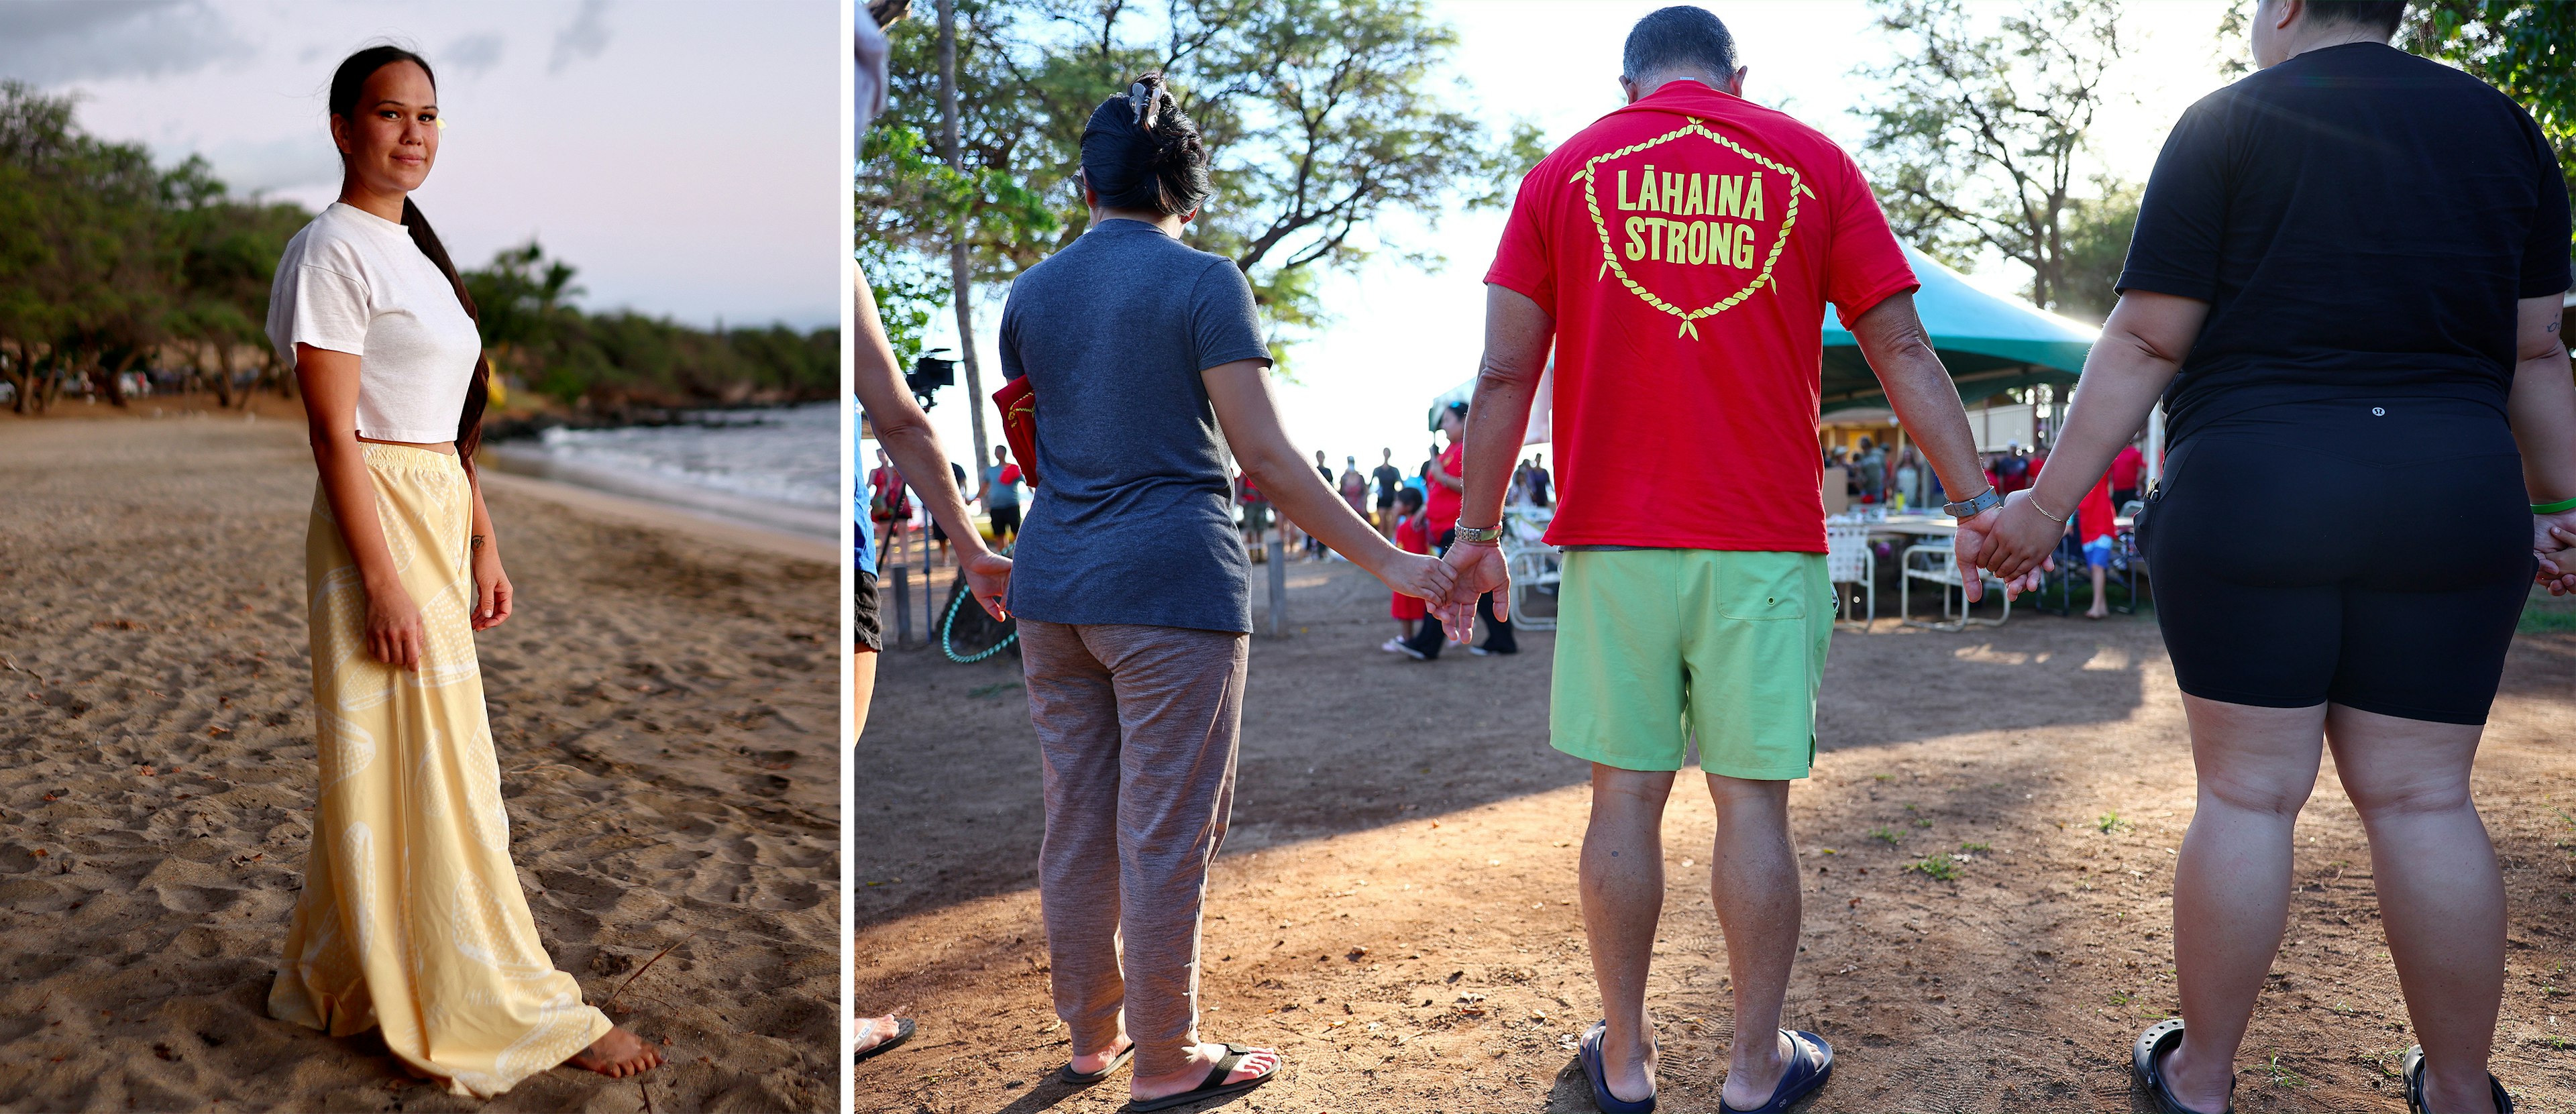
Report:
854,2,2576,1113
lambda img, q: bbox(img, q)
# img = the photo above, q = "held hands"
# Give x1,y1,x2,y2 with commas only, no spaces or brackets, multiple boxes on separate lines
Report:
363,580,427,671
2536,516,2576,596
1376,549,1460,624
471,545,514,632
1430,541,1508,641
962,550,1014,621
1952,496,2051,602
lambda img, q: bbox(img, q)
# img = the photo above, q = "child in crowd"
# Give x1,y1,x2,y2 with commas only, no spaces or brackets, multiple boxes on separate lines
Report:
1381,487,1428,651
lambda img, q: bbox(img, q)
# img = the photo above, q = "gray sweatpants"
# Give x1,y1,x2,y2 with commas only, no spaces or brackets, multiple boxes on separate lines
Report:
1019,620,1249,1079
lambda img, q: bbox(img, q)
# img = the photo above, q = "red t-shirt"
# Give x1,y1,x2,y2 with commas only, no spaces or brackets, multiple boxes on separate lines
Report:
2078,474,2118,544
2107,445,2144,490
1425,442,1464,531
1486,80,1916,552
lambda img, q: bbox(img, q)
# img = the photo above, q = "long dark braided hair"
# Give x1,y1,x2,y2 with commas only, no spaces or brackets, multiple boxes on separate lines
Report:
327,45,492,469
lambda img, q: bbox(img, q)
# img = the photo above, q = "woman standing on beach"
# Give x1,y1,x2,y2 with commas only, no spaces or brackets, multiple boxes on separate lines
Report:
264,45,660,1096
1000,74,1452,1111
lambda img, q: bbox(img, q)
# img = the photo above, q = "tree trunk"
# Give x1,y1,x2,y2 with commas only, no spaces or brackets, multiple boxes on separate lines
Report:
938,0,992,473
207,337,236,409
100,348,138,408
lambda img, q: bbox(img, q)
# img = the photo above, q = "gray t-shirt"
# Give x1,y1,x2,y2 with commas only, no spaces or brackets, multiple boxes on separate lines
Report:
999,219,1271,633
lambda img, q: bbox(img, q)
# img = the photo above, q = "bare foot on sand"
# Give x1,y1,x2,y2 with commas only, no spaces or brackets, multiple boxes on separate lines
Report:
566,1026,663,1078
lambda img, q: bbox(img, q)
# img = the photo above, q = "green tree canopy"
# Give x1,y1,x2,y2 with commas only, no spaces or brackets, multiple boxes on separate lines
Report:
857,0,1543,359
1854,0,2131,314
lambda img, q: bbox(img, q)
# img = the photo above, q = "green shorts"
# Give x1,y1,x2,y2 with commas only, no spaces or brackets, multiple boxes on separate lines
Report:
1550,548,1831,779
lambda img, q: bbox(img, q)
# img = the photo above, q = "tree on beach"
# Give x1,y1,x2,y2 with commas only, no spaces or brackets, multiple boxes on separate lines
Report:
1854,0,2131,313
163,155,311,408
857,0,1542,360
0,82,173,414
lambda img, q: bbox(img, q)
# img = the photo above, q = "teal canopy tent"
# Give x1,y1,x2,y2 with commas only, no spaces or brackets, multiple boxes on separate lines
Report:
1431,243,2099,428
1821,243,2098,413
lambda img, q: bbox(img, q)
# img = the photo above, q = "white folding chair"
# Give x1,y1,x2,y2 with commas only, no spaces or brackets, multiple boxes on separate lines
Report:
1502,508,1561,632
1825,521,1875,626
1900,539,2009,630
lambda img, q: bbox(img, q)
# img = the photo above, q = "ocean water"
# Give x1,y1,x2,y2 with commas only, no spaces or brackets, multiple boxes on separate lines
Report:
485,402,840,541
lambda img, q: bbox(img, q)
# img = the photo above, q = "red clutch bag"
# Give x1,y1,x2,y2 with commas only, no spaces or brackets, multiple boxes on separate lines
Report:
992,375,1040,488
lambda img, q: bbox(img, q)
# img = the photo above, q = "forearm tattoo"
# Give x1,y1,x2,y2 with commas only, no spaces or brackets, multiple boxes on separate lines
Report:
471,533,486,553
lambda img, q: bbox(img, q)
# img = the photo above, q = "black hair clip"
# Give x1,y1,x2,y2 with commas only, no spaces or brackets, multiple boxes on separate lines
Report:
1128,72,1162,129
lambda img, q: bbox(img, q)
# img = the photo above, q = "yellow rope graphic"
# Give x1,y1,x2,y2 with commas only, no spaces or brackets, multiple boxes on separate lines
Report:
1572,119,1812,341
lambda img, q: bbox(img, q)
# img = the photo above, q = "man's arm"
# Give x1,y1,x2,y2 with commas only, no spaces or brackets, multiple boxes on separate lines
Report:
1434,284,1556,635
1844,291,2029,600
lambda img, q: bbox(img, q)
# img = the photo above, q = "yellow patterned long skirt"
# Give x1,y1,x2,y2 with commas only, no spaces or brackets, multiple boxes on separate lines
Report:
272,443,612,1098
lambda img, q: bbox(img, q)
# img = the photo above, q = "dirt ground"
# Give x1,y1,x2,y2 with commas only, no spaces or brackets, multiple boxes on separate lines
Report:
857,557,2576,1114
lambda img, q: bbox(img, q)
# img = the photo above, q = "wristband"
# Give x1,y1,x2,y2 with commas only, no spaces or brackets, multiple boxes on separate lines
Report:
2535,496,2576,514
1452,522,1502,545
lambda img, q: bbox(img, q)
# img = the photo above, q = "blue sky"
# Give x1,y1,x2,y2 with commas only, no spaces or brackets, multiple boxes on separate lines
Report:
1,0,845,331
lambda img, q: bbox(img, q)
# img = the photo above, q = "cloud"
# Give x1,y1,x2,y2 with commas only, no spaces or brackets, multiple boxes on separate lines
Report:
441,32,506,78
197,133,343,196
549,0,612,75
0,0,254,85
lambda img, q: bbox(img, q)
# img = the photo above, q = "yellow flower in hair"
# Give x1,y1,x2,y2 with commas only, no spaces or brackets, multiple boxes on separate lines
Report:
434,116,447,130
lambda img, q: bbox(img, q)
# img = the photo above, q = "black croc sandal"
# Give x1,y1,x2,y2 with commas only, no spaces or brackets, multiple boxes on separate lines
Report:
1058,1040,1136,1087
2133,1019,2233,1114
2402,1046,2514,1113
1119,1044,1278,1113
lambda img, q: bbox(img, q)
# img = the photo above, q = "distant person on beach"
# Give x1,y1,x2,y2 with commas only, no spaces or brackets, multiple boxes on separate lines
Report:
1371,448,1403,535
1381,486,1430,648
994,72,1452,1111
982,445,1024,546
265,44,664,1094
1393,401,1514,659
1426,8,2015,1111
1972,2,2576,1110
1527,452,1552,508
850,0,1007,1065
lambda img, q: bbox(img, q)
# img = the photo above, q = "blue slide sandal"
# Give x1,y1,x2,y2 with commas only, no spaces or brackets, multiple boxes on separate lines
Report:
1719,1029,1833,1113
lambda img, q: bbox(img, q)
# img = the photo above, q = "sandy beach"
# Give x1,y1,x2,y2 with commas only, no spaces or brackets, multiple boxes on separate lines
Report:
857,559,2576,1113
0,413,840,1112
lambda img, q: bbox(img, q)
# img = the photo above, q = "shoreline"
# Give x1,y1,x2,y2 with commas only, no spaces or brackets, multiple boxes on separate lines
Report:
5,398,840,559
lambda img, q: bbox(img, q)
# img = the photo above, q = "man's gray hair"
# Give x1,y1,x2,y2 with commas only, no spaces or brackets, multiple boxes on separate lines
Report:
1622,5,1739,84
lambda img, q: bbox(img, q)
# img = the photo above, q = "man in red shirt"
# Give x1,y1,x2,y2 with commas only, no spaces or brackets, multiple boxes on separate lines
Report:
1431,8,2022,1111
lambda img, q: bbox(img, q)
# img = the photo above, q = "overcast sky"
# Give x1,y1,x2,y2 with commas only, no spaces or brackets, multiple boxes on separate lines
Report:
898,0,2240,473
1,0,844,331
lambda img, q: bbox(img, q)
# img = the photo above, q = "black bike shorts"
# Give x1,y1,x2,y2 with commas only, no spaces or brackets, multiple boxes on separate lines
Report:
854,569,883,653
2138,398,2534,725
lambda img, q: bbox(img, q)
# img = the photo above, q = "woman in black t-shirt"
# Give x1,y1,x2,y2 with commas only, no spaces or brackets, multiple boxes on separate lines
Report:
1972,4,2576,1113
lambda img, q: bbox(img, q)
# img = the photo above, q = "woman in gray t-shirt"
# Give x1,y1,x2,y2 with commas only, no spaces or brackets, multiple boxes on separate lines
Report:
996,73,1452,1111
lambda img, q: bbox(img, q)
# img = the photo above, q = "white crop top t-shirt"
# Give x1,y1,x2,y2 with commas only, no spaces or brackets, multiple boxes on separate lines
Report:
265,202,484,444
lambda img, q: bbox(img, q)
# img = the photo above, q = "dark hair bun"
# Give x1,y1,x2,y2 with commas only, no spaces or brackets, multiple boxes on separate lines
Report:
1081,72,1211,217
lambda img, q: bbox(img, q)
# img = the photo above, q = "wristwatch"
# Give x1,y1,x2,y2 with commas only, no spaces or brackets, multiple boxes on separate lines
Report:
1453,522,1503,545
1943,488,2002,519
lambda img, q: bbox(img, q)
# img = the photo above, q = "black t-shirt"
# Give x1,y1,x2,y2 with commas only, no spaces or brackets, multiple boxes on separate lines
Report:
1372,463,1402,500
2120,43,2571,443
